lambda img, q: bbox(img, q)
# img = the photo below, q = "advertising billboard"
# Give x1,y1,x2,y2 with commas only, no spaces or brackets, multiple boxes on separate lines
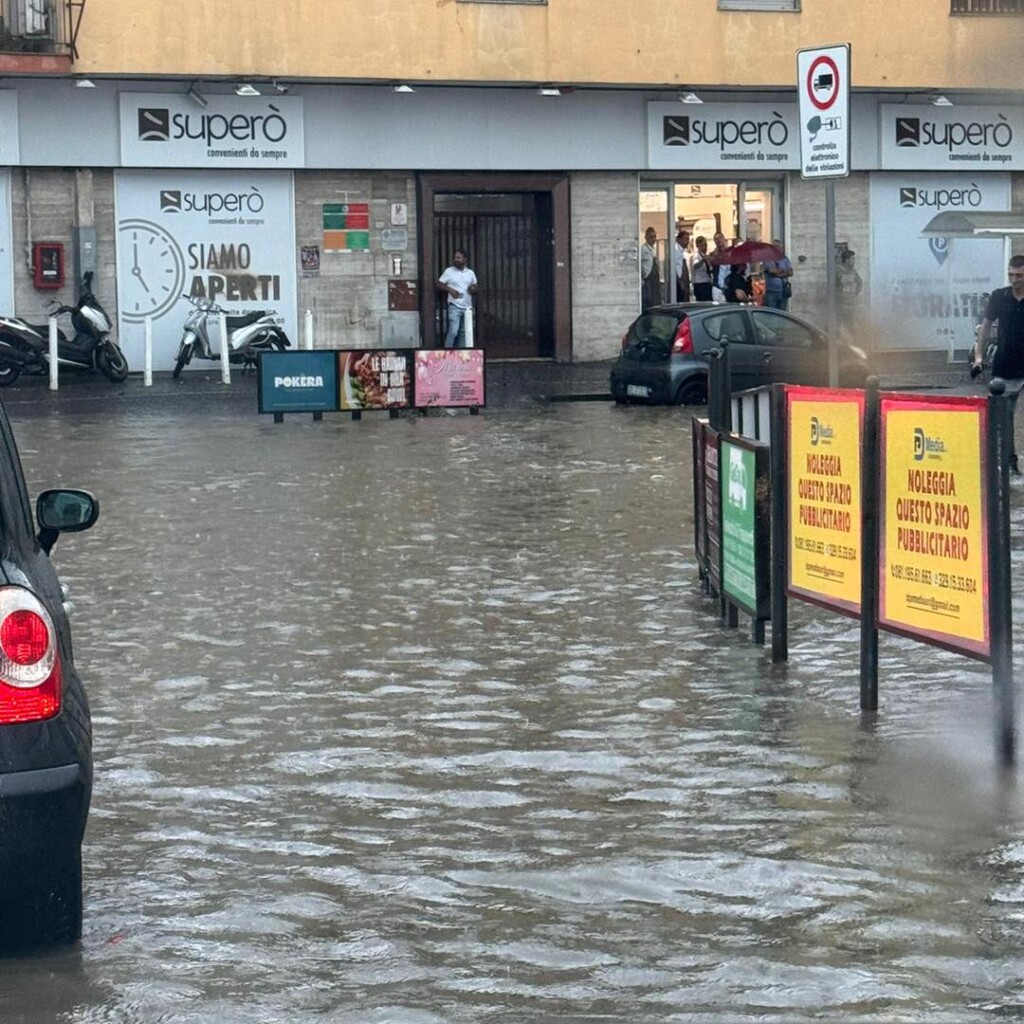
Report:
114,169,297,372
413,350,485,408
879,394,990,659
720,435,770,620
338,350,413,410
786,386,864,616
258,350,338,414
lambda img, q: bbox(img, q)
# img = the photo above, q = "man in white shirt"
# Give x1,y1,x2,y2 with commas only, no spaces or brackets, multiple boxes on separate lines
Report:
711,232,731,303
438,249,478,348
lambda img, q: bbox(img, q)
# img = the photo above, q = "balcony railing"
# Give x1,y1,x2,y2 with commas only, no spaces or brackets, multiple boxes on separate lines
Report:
951,0,1024,13
0,0,82,58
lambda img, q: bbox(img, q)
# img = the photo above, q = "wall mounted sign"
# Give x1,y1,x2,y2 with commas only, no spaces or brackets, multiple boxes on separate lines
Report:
119,94,304,168
114,169,297,370
323,203,370,252
647,102,799,171
880,104,1024,171
869,172,1009,352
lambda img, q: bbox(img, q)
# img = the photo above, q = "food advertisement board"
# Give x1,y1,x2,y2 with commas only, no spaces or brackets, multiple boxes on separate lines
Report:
413,350,485,408
879,394,990,659
338,350,412,410
720,435,770,620
786,386,864,616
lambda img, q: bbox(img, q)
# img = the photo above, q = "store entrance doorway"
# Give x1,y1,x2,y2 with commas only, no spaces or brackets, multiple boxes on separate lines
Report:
640,180,784,304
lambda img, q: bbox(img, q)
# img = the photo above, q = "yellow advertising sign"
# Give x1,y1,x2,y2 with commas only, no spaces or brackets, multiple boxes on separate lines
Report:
787,387,864,615
879,396,989,659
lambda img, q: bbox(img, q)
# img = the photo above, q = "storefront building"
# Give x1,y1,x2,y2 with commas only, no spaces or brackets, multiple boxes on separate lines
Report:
0,77,1020,367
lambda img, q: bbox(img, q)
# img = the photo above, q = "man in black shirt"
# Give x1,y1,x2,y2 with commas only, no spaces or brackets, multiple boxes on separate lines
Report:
973,255,1024,473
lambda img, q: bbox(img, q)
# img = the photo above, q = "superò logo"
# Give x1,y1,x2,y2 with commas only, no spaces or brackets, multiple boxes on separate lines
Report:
663,111,789,150
275,375,324,389
913,426,946,460
898,183,983,209
895,113,1012,151
159,186,265,215
137,105,289,146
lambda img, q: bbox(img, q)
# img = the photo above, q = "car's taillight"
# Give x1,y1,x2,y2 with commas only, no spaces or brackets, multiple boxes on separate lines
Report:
0,587,60,724
621,331,630,349
671,318,694,354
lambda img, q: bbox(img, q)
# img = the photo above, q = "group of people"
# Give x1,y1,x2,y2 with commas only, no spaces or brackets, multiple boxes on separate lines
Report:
641,227,793,311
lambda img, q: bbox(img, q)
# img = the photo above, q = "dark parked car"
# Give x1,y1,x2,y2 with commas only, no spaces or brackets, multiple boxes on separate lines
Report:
0,398,98,949
610,302,870,405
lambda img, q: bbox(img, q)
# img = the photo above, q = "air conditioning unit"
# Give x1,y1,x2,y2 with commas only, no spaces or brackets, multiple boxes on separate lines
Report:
18,0,51,37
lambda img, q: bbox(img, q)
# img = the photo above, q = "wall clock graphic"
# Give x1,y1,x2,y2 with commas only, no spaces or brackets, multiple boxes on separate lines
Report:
118,219,186,323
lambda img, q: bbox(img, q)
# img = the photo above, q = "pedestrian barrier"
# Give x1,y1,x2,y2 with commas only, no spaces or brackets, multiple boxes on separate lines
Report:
694,343,1016,766
257,347,486,423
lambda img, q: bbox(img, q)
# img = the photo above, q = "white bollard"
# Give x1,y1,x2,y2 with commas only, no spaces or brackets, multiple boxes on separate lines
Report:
48,315,58,391
463,307,475,349
304,308,314,350
219,311,231,384
144,316,153,387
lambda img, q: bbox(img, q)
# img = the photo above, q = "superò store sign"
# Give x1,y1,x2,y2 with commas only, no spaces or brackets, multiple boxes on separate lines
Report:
880,104,1024,170
119,93,305,169
647,102,799,171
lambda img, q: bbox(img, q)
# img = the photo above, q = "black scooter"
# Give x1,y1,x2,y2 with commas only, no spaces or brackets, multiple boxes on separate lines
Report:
0,273,129,386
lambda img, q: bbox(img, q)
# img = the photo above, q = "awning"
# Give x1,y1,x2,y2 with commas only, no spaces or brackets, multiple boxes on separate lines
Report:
920,211,1024,238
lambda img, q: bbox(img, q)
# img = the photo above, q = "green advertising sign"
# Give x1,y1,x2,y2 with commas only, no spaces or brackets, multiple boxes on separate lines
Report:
719,436,770,619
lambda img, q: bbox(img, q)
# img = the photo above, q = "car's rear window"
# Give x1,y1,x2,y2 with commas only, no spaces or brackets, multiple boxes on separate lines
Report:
626,314,680,354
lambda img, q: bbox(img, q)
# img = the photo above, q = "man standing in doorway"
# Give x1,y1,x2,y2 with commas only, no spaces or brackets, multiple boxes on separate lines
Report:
762,241,794,311
438,249,478,348
641,227,661,311
689,236,714,301
674,230,691,302
973,254,1024,473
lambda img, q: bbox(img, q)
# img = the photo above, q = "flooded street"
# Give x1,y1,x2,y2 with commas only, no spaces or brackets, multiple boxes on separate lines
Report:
2,390,1024,1022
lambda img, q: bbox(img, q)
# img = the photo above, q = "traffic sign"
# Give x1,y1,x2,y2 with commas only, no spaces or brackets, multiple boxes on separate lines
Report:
797,44,850,179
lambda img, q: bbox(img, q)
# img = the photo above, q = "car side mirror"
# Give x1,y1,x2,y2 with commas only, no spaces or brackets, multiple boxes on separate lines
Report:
36,488,99,555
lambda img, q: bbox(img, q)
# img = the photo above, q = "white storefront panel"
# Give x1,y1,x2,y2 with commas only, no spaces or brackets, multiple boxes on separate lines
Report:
114,170,297,371
869,172,1009,352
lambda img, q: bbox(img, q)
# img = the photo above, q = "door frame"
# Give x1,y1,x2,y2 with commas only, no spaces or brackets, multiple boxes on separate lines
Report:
418,173,571,361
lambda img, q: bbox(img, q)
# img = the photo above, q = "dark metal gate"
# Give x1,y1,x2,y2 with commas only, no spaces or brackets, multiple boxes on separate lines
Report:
433,193,553,359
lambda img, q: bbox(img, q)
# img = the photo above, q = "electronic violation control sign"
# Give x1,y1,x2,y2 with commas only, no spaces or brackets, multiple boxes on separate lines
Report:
787,386,864,616
879,394,990,659
797,45,851,179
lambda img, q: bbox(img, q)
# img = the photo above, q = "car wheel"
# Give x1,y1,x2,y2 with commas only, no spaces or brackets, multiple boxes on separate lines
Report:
676,377,708,406
0,847,83,951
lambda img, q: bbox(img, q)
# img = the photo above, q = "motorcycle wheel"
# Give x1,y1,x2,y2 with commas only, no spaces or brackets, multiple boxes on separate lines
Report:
172,346,191,380
97,344,129,383
272,337,288,352
0,364,21,387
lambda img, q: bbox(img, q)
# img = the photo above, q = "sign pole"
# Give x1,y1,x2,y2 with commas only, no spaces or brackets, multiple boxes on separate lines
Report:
826,180,838,386
770,385,789,662
859,376,880,710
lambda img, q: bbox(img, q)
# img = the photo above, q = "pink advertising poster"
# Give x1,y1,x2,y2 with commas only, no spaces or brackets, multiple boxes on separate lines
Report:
414,349,486,408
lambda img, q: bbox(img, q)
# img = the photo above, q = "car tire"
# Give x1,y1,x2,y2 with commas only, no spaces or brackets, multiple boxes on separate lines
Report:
0,846,83,951
676,377,708,406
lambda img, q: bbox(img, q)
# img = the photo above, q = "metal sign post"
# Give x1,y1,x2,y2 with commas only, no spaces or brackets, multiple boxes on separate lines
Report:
797,44,851,386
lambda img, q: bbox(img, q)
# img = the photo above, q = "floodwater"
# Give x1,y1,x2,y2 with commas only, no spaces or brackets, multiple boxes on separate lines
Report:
2,391,1024,1023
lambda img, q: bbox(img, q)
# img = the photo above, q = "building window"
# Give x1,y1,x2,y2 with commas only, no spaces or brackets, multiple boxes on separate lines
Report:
951,0,1024,11
718,0,800,9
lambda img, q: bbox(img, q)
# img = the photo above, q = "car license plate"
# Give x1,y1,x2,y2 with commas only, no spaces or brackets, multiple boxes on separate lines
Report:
626,384,650,398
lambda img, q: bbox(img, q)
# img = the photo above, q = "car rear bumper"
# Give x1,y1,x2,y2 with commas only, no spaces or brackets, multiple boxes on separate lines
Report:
610,366,676,404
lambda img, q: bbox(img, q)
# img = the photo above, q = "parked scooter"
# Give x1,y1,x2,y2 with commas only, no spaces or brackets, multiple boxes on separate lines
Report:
0,272,129,386
172,296,291,378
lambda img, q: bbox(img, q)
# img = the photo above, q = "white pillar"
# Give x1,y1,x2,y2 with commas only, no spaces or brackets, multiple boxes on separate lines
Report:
48,316,58,391
304,308,314,350
464,307,475,349
219,311,231,384
144,316,153,387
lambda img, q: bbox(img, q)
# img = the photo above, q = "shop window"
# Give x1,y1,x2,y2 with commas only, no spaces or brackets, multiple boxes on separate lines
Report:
718,0,800,9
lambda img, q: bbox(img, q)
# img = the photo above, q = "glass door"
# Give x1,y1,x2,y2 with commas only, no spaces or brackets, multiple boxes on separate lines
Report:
739,181,783,246
639,187,672,308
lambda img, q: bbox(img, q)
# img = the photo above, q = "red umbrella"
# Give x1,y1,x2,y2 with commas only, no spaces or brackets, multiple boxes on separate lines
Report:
709,240,785,265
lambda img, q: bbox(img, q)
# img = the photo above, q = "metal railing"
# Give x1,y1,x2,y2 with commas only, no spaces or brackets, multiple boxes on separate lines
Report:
951,0,1024,13
0,0,81,57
